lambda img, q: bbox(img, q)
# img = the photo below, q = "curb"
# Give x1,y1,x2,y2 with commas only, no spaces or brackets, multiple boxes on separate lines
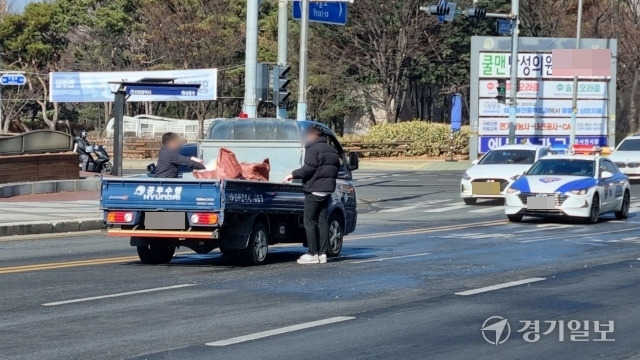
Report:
0,178,101,198
0,218,106,237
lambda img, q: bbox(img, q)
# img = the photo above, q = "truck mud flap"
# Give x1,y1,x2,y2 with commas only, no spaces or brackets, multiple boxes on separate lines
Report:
223,213,259,250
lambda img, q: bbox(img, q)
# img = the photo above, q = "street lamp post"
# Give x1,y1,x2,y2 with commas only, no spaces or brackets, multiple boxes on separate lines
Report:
569,0,584,149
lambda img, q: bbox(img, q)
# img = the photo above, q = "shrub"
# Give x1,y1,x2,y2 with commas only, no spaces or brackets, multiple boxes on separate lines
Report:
344,121,469,156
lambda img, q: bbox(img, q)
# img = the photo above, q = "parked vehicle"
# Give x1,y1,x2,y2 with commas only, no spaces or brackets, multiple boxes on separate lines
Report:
608,134,640,179
461,144,549,204
100,118,359,265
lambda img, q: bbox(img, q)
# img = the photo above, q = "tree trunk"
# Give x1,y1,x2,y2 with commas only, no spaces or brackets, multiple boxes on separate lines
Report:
629,66,640,133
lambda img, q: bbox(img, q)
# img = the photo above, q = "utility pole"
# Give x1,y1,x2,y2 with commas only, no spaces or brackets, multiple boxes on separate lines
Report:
569,0,584,148
507,0,519,144
243,0,259,118
296,0,310,121
277,0,289,119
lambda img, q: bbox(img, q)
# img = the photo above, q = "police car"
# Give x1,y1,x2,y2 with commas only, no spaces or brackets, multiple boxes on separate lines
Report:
504,146,631,224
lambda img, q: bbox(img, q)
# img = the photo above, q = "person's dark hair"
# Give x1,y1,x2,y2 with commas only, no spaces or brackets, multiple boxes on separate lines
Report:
306,124,324,136
162,132,179,146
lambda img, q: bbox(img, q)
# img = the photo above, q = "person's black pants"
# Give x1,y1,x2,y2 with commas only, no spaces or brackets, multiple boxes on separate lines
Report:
303,194,330,255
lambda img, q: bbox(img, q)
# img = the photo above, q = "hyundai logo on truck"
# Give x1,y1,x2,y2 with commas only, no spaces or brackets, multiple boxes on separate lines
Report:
133,185,182,201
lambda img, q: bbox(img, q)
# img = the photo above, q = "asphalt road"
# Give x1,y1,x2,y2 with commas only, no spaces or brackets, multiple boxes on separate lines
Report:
2,170,640,360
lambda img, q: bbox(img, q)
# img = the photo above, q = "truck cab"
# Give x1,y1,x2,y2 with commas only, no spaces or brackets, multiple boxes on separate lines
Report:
101,118,358,265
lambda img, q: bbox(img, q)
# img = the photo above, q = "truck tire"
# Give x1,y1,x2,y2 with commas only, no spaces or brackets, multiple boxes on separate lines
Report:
238,222,269,266
326,213,344,257
136,243,176,264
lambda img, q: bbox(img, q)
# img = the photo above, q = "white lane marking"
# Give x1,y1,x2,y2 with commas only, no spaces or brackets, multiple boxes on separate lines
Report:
514,224,575,234
42,284,196,306
470,206,505,214
351,252,431,264
630,208,640,214
521,226,640,243
455,278,546,296
423,204,467,213
206,316,356,347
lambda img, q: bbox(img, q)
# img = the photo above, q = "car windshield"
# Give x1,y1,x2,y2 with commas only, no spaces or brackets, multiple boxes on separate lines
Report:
617,138,640,151
527,159,595,177
478,149,536,165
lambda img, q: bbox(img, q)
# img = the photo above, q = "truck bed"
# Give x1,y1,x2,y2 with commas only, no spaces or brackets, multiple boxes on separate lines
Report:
100,177,305,213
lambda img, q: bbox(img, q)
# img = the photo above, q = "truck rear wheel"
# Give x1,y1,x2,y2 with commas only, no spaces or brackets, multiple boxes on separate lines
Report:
136,243,176,264
237,222,269,266
326,213,344,257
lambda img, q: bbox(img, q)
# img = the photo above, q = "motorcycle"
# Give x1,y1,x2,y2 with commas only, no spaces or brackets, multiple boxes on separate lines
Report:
76,143,113,174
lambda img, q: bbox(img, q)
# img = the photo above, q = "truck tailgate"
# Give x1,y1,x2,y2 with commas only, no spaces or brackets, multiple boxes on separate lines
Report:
100,178,221,211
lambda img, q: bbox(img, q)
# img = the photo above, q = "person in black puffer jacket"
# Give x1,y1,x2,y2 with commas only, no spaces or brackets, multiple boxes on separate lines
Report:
283,124,340,265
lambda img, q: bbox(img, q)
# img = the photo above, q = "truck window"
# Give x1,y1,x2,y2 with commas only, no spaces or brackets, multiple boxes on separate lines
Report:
207,119,300,141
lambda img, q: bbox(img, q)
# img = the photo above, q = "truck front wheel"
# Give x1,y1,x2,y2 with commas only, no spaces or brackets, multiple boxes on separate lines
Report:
136,243,176,264
326,213,344,257
237,222,269,266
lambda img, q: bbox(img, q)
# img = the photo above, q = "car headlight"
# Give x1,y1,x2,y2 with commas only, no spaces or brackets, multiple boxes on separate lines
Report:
506,187,519,194
462,172,471,180
569,188,590,195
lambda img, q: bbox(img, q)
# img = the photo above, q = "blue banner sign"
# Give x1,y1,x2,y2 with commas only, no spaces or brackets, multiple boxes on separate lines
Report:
479,136,607,153
49,69,217,103
125,85,199,97
292,1,347,25
450,93,462,132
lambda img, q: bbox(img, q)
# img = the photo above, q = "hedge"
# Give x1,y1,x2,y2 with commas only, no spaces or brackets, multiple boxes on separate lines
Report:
343,121,470,156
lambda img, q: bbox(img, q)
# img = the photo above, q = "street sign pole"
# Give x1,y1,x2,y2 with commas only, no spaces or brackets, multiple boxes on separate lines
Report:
569,0,584,149
277,0,288,119
243,0,259,118
507,0,519,144
296,0,310,121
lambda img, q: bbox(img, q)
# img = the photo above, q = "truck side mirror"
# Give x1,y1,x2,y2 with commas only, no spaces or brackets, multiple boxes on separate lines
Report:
348,152,359,171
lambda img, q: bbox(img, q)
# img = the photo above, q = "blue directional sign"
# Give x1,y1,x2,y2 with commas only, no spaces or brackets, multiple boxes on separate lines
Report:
125,84,200,97
497,19,512,36
0,73,27,86
292,1,347,26
437,0,447,23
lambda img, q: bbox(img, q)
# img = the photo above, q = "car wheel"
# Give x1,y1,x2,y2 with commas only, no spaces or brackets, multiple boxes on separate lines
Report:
463,198,477,205
237,222,269,266
585,194,600,224
507,215,523,222
326,213,344,257
136,243,176,264
615,190,630,220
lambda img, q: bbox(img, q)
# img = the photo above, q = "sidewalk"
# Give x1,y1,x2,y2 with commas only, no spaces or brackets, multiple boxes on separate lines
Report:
0,191,104,237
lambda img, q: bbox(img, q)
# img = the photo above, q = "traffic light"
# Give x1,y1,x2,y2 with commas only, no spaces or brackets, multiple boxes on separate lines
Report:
496,79,506,104
272,65,291,106
466,7,487,18
428,5,450,16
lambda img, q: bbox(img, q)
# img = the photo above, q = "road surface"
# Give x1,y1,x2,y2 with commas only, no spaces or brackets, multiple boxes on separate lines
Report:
1,170,640,359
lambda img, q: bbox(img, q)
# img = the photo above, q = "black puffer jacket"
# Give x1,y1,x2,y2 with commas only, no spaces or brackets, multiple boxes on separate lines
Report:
292,137,340,193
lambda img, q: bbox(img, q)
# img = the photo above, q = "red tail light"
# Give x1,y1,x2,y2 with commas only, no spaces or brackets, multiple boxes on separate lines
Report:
106,211,134,223
190,213,219,225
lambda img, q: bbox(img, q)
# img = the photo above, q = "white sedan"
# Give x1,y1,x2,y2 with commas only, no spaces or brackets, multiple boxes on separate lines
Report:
608,135,640,179
461,144,549,205
504,155,631,224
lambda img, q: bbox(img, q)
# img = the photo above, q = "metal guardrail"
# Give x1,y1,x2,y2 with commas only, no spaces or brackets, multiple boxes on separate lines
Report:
0,130,72,155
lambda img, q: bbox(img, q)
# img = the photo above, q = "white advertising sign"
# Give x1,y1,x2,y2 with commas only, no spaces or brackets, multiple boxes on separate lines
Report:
478,52,610,79
479,80,608,99
479,117,607,136
49,69,218,103
478,99,608,118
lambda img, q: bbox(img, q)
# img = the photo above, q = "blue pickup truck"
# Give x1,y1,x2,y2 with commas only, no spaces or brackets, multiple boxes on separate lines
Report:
100,118,358,265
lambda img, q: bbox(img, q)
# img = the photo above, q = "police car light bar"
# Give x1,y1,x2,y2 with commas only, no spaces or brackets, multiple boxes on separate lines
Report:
550,144,569,155
572,144,601,155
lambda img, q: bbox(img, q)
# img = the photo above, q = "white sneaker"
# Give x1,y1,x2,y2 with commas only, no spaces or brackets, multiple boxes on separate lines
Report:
297,253,319,264
318,254,327,264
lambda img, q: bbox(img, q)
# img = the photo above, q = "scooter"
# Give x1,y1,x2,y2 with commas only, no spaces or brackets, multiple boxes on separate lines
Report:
76,144,113,174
